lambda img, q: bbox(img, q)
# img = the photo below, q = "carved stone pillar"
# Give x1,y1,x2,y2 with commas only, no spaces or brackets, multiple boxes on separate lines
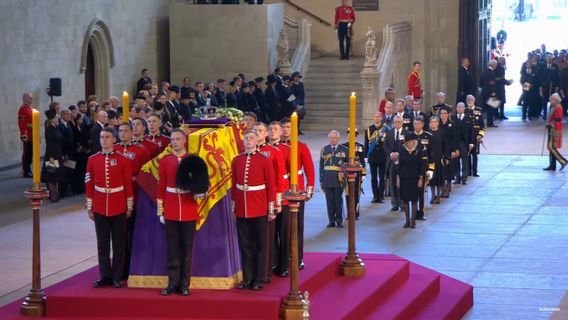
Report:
360,27,380,124
277,28,293,75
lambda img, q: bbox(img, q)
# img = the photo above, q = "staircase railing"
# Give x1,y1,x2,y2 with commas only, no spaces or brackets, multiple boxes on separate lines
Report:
285,0,332,27
285,16,312,76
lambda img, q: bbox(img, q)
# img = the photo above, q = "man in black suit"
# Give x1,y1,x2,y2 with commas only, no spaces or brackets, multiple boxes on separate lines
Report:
136,68,152,93
457,57,475,104
452,103,474,185
364,111,388,203
383,115,405,211
541,53,559,119
479,60,499,127
58,109,75,197
410,99,429,131
89,110,108,155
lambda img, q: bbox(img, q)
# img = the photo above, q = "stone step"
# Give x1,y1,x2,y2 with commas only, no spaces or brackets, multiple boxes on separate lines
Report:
304,72,362,79
306,92,361,99
304,102,362,110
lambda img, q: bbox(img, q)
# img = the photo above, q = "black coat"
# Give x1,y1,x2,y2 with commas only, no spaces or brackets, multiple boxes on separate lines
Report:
479,68,497,102
264,86,280,122
398,145,425,202
226,92,238,108
452,114,474,150
41,124,65,183
457,66,475,103
290,82,305,106
383,128,405,168
58,121,75,158
89,122,104,155
136,77,151,93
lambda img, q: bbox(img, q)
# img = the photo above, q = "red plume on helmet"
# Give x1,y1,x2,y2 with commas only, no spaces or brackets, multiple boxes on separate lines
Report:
176,155,209,194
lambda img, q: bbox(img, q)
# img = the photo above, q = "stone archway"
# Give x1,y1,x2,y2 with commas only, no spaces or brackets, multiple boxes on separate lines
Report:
80,19,115,99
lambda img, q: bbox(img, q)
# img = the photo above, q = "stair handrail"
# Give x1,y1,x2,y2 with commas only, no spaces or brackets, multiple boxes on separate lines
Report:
285,0,332,28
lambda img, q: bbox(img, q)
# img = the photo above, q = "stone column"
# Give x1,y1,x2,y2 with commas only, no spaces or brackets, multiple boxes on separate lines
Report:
277,28,293,75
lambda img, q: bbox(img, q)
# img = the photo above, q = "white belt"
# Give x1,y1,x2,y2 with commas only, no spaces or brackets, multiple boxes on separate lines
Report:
236,184,266,191
166,187,190,194
132,176,137,181
94,185,124,194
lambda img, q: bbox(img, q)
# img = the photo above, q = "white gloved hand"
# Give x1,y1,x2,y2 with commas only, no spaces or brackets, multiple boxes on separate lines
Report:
159,216,165,225
426,170,433,181
194,193,206,201
347,22,352,28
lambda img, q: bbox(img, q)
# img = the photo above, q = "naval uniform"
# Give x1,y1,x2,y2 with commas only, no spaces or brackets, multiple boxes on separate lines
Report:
320,144,348,227
365,123,388,202
157,153,199,291
231,151,276,287
341,141,366,219
85,151,134,284
465,105,485,176
415,130,434,219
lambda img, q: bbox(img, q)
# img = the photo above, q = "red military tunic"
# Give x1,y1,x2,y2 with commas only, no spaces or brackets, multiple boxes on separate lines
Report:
548,105,564,148
282,139,316,194
85,151,134,216
334,5,356,28
258,142,286,207
408,70,422,99
134,137,159,160
231,151,276,218
144,133,170,157
157,153,199,222
18,103,33,140
113,142,151,177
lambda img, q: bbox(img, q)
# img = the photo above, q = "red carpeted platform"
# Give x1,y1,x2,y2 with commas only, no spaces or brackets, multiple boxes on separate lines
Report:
0,253,473,319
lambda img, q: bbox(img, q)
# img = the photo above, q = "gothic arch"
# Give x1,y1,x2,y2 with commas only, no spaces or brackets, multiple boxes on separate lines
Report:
80,19,115,99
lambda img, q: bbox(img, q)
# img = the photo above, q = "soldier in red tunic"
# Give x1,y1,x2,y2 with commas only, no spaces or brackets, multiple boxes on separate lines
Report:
132,117,159,159
85,128,134,288
157,130,202,296
254,122,285,283
543,93,567,171
114,123,151,279
145,113,170,157
232,130,276,290
280,117,315,269
408,61,423,100
334,0,356,60
267,121,292,277
18,93,34,178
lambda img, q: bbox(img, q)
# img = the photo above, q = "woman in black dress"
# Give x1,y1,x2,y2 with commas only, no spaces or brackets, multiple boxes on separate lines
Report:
41,109,65,202
428,116,449,204
397,132,425,229
438,106,455,198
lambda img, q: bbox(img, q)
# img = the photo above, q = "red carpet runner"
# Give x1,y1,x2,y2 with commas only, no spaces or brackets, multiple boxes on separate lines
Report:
0,253,473,319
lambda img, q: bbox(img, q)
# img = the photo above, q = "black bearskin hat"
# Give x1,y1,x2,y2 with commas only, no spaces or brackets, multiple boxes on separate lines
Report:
176,155,209,194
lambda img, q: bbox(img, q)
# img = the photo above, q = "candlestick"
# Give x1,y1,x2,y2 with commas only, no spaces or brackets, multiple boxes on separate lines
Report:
290,112,298,190
32,109,40,187
122,91,129,123
349,92,356,162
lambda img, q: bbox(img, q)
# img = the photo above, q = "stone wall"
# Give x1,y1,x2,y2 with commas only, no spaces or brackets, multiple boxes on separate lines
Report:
169,3,284,87
0,0,172,168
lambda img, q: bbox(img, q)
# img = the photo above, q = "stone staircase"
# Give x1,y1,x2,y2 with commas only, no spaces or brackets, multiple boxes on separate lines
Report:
302,56,363,132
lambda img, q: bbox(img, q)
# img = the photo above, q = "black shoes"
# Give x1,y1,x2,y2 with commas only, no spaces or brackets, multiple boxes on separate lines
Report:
299,261,305,270
473,173,480,177
251,282,264,290
461,180,468,185
336,224,344,228
561,163,567,171
179,287,191,296
371,198,379,203
403,222,410,228
390,206,399,212
543,167,555,171
112,280,122,288
326,223,335,228
488,124,498,128
277,270,289,277
161,286,177,296
237,281,252,290
453,179,461,185
92,278,112,288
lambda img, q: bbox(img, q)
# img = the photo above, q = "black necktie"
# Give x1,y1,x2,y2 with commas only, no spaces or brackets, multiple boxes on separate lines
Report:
415,112,418,118
395,130,399,141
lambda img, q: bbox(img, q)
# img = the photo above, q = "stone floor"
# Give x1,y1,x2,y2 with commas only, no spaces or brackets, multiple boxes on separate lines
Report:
0,112,567,319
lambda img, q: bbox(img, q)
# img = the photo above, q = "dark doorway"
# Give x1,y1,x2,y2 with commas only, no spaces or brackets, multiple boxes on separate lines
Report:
85,43,95,99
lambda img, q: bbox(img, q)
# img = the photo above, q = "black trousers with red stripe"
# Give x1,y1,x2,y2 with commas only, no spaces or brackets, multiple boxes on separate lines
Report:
237,216,268,283
274,206,290,274
21,140,32,176
94,213,126,282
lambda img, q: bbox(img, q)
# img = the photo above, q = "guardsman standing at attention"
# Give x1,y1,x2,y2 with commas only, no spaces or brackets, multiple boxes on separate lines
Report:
114,122,151,280
232,130,276,291
465,95,484,177
320,130,348,228
86,127,134,289
18,93,34,178
413,117,434,221
334,0,356,60
280,117,315,270
144,113,170,157
408,61,422,100
157,129,207,296
342,128,366,220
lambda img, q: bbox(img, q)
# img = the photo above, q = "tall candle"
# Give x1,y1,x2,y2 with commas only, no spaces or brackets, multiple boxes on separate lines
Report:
349,92,356,161
290,112,298,189
32,109,40,186
122,91,129,123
